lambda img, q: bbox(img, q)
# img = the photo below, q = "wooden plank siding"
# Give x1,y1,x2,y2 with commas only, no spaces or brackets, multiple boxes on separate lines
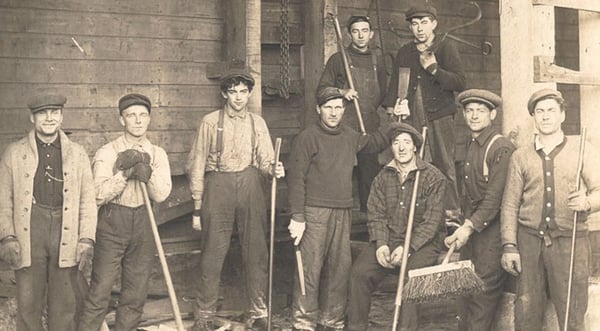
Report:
0,0,225,177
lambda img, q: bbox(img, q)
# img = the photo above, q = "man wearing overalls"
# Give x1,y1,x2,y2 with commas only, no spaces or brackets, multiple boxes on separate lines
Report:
186,69,285,330
317,15,388,212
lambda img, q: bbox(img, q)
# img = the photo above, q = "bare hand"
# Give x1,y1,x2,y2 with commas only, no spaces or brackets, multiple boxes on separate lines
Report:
289,219,306,246
339,88,359,101
501,252,522,276
192,215,202,231
419,51,438,71
376,245,393,269
2,239,21,269
568,189,590,212
76,239,94,271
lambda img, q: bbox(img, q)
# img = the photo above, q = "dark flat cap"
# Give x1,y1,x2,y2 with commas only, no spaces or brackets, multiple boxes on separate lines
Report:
27,94,67,113
405,4,437,21
527,88,563,115
347,15,371,32
317,87,344,106
388,122,423,149
221,68,255,85
457,89,502,110
119,93,151,114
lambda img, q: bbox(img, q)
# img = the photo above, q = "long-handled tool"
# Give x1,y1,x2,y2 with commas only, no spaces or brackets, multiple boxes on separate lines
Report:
328,13,366,134
564,127,587,331
403,241,484,303
391,127,427,331
378,67,410,165
267,138,282,331
140,183,184,331
295,245,306,296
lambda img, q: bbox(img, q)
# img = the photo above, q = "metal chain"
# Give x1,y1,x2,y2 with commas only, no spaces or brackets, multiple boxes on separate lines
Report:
279,0,290,99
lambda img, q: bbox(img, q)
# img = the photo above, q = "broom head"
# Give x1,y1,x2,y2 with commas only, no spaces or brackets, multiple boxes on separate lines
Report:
403,260,484,303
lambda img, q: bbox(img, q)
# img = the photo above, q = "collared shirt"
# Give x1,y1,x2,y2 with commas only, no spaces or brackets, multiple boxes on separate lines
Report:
367,157,447,252
33,134,63,207
462,126,514,231
534,132,565,154
93,135,172,208
394,158,417,183
187,108,275,205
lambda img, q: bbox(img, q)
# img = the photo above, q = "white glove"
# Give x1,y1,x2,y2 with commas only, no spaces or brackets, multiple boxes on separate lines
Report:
393,99,410,118
376,245,393,269
389,245,404,267
288,219,306,246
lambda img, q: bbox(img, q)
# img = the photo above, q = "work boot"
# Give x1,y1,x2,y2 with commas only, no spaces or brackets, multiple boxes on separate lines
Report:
246,316,269,330
191,317,215,331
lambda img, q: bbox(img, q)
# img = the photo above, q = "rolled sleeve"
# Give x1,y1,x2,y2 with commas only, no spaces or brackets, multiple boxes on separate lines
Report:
92,145,128,206
187,119,213,208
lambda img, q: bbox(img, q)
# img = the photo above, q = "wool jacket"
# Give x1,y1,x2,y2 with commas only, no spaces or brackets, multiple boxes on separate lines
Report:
382,36,466,121
0,130,97,269
501,135,600,246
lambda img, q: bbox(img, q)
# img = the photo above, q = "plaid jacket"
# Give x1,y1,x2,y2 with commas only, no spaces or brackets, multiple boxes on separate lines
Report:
367,157,447,252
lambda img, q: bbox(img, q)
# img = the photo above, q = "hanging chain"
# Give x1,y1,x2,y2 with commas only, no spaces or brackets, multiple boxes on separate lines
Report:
279,0,290,99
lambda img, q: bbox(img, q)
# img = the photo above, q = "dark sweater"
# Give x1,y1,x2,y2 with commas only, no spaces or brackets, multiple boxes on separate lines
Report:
382,36,466,121
287,121,389,221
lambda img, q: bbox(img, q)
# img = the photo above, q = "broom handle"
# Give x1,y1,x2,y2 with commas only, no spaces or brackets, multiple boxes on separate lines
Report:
329,13,366,134
392,127,428,331
268,138,282,331
140,183,184,331
441,242,457,265
564,127,586,331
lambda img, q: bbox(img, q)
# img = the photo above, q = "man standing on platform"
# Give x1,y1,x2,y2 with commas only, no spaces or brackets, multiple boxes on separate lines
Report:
383,3,466,218
501,89,600,331
186,69,285,330
0,94,97,331
78,93,172,331
318,15,388,212
445,89,514,330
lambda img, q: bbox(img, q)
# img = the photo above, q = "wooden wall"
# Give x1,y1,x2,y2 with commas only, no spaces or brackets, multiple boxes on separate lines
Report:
0,0,225,176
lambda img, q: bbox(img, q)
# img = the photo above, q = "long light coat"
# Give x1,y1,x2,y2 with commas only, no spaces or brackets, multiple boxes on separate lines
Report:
0,130,97,269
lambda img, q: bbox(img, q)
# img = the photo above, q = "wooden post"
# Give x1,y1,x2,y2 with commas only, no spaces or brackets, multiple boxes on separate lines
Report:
224,0,261,115
579,10,600,229
500,1,555,147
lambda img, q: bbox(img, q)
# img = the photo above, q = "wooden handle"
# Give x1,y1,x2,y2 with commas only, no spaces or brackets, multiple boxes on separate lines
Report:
442,242,457,265
296,246,306,296
267,137,282,331
140,183,184,331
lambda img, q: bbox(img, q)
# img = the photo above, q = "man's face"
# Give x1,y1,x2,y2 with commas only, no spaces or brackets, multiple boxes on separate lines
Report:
349,21,373,52
409,17,437,43
463,102,496,135
222,82,252,112
391,132,417,164
30,108,63,138
533,98,565,135
120,105,151,138
316,98,345,128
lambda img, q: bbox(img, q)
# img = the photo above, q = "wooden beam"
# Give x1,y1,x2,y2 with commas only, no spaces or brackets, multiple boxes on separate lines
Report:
534,56,600,85
532,0,600,13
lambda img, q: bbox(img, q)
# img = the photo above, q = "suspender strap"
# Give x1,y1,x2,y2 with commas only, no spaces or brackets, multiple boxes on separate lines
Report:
216,109,225,171
345,50,379,83
483,134,503,182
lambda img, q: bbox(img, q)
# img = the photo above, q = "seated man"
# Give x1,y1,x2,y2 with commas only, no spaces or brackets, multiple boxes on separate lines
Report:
347,123,447,331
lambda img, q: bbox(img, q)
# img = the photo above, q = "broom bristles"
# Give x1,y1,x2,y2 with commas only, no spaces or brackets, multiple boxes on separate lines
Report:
403,263,484,303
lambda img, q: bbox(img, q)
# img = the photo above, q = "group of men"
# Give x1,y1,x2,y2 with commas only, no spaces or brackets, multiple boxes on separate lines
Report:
0,3,596,331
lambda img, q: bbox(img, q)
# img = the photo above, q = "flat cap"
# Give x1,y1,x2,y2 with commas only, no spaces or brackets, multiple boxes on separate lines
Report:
527,88,563,115
457,89,502,110
119,93,151,114
388,122,423,149
221,68,255,85
27,94,67,113
347,15,371,31
405,4,437,21
317,87,344,106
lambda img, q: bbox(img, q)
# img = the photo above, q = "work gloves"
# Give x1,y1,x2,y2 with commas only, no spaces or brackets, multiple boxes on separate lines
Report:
115,149,151,171
444,219,475,250
270,160,286,179
192,209,202,232
288,219,305,246
116,149,153,183
376,245,404,269
76,238,94,272
0,236,21,269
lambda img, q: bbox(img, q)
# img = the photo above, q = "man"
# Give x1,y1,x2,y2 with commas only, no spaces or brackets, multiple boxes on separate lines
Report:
78,93,172,331
347,124,447,331
444,89,514,331
286,87,397,331
501,89,600,331
0,94,96,330
383,3,466,217
186,69,284,330
317,15,388,212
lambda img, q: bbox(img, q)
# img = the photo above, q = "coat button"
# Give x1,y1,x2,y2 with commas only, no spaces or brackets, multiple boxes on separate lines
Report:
64,227,69,230
24,208,28,212
64,189,68,193
61,242,67,246
22,155,27,160
24,173,29,178
64,207,68,211
24,228,28,231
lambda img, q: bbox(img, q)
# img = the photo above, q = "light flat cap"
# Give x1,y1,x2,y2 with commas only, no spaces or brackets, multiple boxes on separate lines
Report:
119,93,151,114
27,94,67,113
527,88,563,115
316,87,344,106
457,89,502,110
405,4,437,21
388,122,423,148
